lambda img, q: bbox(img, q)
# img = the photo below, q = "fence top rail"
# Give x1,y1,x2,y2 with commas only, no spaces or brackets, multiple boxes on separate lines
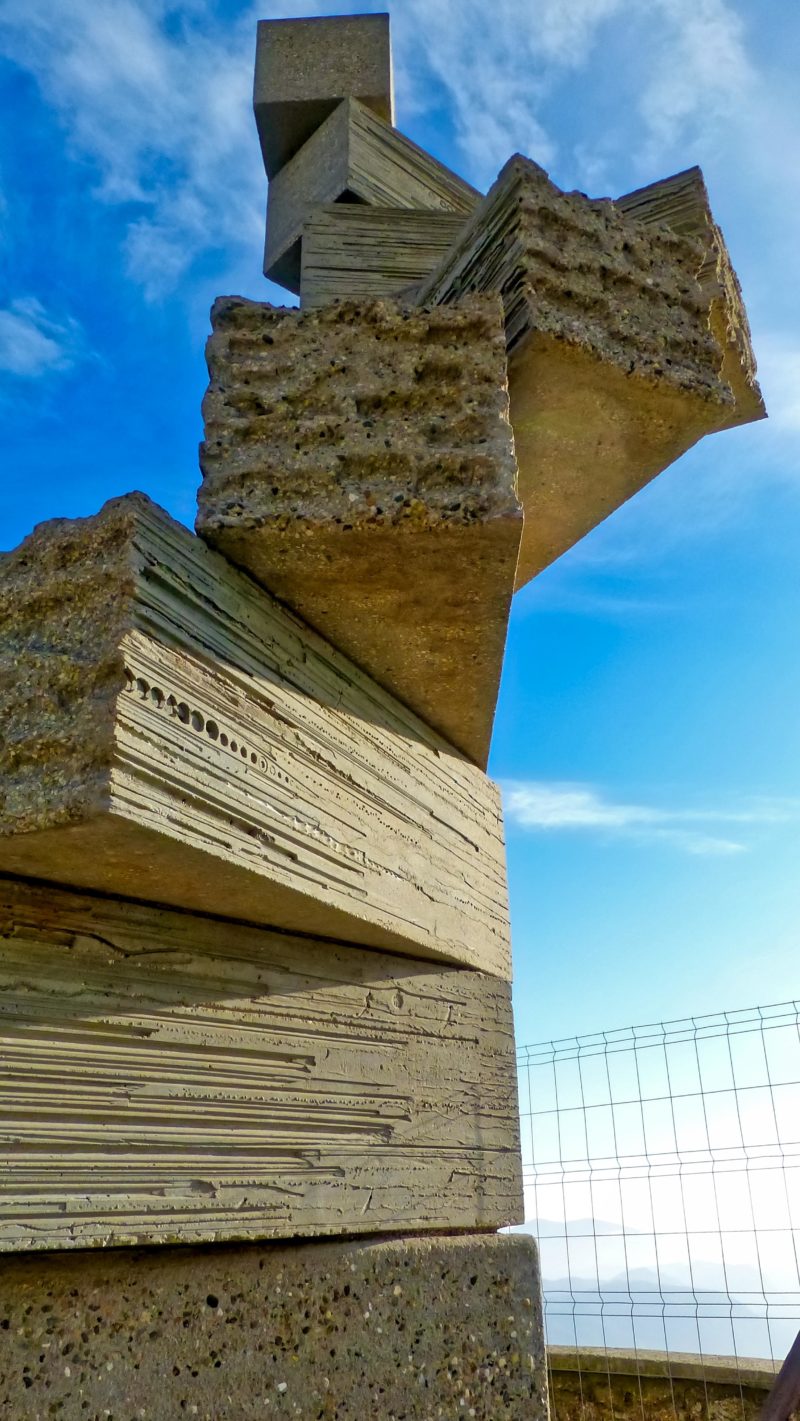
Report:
517,999,800,1065
547,1345,781,1388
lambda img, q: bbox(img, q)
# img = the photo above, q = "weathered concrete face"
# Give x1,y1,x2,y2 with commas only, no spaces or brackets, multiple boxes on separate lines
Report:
197,294,521,766
548,1347,782,1421
254,13,394,178
419,155,739,590
265,97,479,292
0,1233,547,1420
0,493,511,975
616,165,765,428
300,204,467,308
0,877,522,1251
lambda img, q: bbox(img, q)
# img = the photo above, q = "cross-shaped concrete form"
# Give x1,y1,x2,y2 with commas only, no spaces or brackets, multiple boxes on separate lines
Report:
0,13,765,1418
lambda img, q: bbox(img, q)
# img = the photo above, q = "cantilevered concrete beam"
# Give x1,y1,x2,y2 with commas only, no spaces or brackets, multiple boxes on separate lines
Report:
0,493,511,977
254,13,394,179
420,156,750,589
197,294,521,768
265,98,479,293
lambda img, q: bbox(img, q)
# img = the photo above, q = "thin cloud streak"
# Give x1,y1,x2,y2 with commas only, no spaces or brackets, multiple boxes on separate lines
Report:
0,297,85,377
502,781,799,856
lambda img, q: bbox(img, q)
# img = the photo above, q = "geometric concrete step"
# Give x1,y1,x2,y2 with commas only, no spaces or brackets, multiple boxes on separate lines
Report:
0,1234,547,1419
254,14,394,178
197,295,521,767
617,165,766,428
300,204,467,308
0,494,511,975
265,97,479,293
420,155,755,590
0,878,522,1251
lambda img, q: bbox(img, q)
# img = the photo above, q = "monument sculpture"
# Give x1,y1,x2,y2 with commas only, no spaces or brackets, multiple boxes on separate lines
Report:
0,12,764,1417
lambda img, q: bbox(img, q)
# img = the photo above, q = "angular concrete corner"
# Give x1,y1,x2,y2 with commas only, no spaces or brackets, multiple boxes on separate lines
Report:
616,164,766,427
0,492,511,975
420,155,739,589
197,294,521,767
254,13,394,178
301,204,467,308
0,877,522,1251
265,97,479,293
0,1233,547,1419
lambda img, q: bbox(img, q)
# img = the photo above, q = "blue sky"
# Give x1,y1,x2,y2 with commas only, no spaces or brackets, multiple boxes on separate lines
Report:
2,0,799,1044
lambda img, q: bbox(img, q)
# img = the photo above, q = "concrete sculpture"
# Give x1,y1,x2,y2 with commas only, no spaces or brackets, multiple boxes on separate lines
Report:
0,11,764,1418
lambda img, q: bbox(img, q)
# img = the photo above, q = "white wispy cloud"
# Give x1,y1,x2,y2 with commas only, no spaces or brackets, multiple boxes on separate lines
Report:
0,297,85,377
0,0,267,298
502,780,798,856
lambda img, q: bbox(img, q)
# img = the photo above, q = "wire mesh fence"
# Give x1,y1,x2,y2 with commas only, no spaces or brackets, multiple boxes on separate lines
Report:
516,999,800,1383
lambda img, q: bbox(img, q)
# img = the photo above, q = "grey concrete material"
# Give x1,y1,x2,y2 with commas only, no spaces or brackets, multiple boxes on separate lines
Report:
0,876,522,1251
548,1346,784,1421
419,154,740,590
254,14,394,178
0,1232,547,1419
197,294,521,768
300,203,467,308
616,165,766,427
264,97,479,293
0,493,512,978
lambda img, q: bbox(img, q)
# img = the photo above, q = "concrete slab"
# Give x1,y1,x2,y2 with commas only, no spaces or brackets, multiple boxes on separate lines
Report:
196,294,521,768
300,203,467,308
0,493,511,976
616,165,765,427
419,155,747,590
0,1233,547,1419
0,876,522,1251
265,97,479,293
254,13,394,178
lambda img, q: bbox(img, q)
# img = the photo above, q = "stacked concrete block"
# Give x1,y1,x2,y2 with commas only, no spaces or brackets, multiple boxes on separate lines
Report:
0,10,766,1419
0,493,510,969
419,154,757,588
197,293,521,765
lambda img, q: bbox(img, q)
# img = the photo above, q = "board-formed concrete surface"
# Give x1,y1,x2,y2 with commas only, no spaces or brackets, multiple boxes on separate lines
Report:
197,294,521,766
0,1233,547,1420
254,14,394,178
265,97,479,292
300,203,466,307
616,165,765,427
0,493,511,976
419,155,746,589
0,877,522,1251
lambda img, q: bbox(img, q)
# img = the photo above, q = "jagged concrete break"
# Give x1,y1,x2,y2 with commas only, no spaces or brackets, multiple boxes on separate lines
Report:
616,165,765,427
197,294,521,766
0,493,511,975
419,155,742,589
0,1233,547,1420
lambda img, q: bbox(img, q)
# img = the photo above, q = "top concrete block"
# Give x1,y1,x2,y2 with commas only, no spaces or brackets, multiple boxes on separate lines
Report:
420,155,740,588
616,165,765,428
254,13,394,178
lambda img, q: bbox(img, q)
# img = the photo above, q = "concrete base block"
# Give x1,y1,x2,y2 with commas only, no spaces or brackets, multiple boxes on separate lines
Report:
0,1233,548,1420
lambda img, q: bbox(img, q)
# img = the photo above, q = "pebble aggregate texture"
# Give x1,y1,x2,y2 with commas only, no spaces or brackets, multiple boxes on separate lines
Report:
0,877,522,1251
548,1348,788,1421
197,293,522,767
253,14,394,178
264,96,479,293
419,155,747,589
0,492,512,976
616,165,765,427
0,1232,548,1420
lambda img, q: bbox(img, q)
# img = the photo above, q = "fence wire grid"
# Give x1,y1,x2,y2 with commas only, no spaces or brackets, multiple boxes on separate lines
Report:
516,1000,800,1369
